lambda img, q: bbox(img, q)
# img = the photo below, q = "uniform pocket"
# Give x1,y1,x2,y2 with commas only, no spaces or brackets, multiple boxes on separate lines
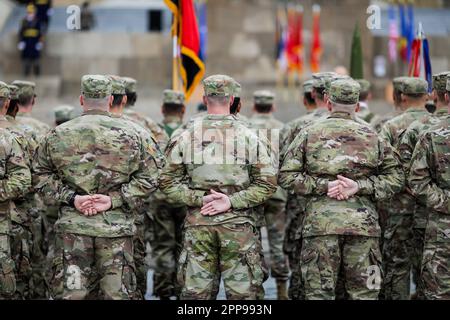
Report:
0,258,16,296
244,248,264,294
48,255,64,299
121,254,138,298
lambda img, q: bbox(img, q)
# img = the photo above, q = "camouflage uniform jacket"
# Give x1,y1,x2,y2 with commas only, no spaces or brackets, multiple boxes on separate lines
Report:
408,116,450,243
33,110,162,238
0,116,34,227
279,111,404,238
380,107,430,149
399,108,448,229
15,112,50,143
370,109,402,133
159,114,278,227
159,115,184,139
0,128,32,235
123,108,169,150
281,108,329,156
249,113,287,202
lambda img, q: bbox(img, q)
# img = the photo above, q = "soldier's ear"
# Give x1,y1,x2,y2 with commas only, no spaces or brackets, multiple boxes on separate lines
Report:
79,95,84,106
445,93,450,104
355,103,360,113
122,95,128,106
203,96,207,106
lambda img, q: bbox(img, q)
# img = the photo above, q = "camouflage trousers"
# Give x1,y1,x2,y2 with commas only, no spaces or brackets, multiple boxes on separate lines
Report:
49,233,139,300
301,235,382,300
411,228,426,299
178,223,264,300
10,222,33,299
381,213,414,300
262,199,289,281
0,234,16,299
134,211,153,298
421,241,450,300
150,202,187,299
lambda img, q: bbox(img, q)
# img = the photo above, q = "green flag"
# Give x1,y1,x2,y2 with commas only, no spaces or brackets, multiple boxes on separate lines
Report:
350,22,364,79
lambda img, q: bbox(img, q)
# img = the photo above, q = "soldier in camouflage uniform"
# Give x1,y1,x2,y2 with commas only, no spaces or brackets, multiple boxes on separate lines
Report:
370,77,408,133
0,82,36,299
33,75,163,300
408,77,450,299
0,83,32,300
379,77,430,300
398,72,449,299
9,80,49,299
356,79,375,123
248,90,289,300
159,75,277,300
122,77,169,150
53,105,75,126
279,79,404,300
149,90,188,300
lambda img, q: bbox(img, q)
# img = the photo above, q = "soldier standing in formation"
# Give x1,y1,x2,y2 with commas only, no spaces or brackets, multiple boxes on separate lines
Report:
150,90,187,300
248,90,289,300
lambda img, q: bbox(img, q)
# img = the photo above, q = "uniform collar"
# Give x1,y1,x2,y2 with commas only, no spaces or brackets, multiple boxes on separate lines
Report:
0,115,7,122
435,108,448,117
82,109,111,117
204,114,235,121
328,111,356,120
17,112,31,118
405,107,426,113
163,115,183,125
252,113,273,120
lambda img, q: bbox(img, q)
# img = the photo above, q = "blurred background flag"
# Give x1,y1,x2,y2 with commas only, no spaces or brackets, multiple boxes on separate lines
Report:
275,4,288,74
164,0,205,100
350,22,364,79
408,23,432,92
388,3,398,63
399,1,415,63
310,4,322,73
286,4,303,75
196,0,208,62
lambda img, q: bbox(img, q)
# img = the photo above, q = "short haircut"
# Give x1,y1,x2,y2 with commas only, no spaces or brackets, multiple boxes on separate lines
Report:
7,100,18,117
314,87,326,101
436,91,446,103
404,93,427,99
206,95,230,107
126,92,137,106
254,104,273,114
393,89,402,103
83,95,110,109
304,92,315,106
230,97,241,114
162,103,184,114
18,95,33,106
331,101,357,110
359,91,370,101
112,94,125,107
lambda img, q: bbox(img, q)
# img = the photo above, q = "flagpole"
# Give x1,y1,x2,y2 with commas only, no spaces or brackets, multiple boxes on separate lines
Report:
172,14,180,91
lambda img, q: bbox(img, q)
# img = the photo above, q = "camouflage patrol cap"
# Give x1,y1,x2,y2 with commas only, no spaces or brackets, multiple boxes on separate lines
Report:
203,75,237,97
312,72,338,89
401,77,428,95
163,89,185,104
393,76,409,91
12,80,36,99
108,75,126,95
329,79,361,105
356,79,371,93
8,85,19,100
303,80,314,94
81,75,112,99
253,90,275,105
324,75,351,93
446,76,450,92
122,77,137,94
432,72,450,92
53,105,75,123
0,81,10,98
232,79,242,98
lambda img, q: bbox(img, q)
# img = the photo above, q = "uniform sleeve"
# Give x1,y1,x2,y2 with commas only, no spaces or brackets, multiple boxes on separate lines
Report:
109,133,163,210
278,132,330,196
356,139,405,200
398,126,419,173
159,135,207,207
32,133,78,205
408,133,449,214
0,136,31,202
379,123,394,147
228,138,278,209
